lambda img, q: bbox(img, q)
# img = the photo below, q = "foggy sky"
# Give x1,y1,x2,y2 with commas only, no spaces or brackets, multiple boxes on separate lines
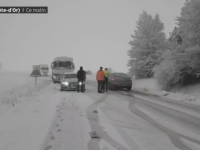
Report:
0,0,185,73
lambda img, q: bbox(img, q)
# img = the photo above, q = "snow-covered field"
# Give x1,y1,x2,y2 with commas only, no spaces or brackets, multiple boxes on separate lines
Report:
0,71,56,150
0,71,34,93
0,84,61,150
0,71,51,108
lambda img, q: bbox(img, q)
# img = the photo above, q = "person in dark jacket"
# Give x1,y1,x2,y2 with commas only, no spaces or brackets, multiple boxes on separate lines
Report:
77,66,85,92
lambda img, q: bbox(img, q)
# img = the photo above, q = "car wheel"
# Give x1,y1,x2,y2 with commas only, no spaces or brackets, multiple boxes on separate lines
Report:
61,88,63,91
127,86,131,91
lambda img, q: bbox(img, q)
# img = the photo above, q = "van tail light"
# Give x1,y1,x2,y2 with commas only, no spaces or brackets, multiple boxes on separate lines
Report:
130,79,132,82
112,79,116,81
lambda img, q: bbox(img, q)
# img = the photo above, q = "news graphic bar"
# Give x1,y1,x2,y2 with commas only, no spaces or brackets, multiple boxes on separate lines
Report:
0,7,48,13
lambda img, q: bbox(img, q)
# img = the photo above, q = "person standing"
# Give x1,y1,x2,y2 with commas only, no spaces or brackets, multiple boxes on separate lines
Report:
96,67,105,93
104,68,110,92
77,66,85,92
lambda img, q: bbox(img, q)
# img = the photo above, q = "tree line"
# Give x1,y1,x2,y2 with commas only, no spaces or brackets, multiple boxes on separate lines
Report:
127,0,200,90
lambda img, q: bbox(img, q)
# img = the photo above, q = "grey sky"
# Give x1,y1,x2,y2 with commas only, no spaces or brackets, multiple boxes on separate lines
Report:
0,0,185,73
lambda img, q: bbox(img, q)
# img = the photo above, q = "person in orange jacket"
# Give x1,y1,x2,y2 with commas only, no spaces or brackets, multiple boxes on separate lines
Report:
96,67,105,93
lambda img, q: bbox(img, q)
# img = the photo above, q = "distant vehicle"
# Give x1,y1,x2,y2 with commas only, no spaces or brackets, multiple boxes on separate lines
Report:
39,64,49,76
32,65,40,71
60,72,78,91
31,65,41,77
51,56,75,83
108,72,132,91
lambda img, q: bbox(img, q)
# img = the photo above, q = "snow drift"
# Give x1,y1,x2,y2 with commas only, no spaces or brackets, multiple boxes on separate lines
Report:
0,71,51,107
133,78,200,106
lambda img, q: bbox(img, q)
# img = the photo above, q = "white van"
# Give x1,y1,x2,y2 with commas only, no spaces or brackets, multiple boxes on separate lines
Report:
51,56,75,83
40,64,49,76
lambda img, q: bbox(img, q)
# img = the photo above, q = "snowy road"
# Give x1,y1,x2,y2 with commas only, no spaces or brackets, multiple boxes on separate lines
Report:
1,74,199,150
40,80,200,150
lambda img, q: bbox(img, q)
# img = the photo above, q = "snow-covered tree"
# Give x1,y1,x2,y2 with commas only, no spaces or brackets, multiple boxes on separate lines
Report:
177,0,200,46
168,27,183,46
154,0,200,90
127,11,168,78
154,45,200,90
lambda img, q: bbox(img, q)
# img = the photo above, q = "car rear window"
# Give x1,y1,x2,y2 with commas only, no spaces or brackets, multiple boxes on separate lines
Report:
114,73,130,77
65,74,77,78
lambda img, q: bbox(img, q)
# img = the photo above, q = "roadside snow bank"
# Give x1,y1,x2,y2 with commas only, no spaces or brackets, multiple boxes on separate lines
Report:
133,78,200,106
133,78,160,90
0,77,51,106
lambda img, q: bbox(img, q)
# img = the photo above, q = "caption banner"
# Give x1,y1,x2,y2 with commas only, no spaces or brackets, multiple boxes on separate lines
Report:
0,7,48,13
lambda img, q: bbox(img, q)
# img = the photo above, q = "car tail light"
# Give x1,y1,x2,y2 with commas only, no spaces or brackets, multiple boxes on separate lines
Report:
112,79,116,81
130,79,132,82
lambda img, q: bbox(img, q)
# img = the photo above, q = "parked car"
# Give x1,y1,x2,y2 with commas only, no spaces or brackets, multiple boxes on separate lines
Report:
108,72,132,91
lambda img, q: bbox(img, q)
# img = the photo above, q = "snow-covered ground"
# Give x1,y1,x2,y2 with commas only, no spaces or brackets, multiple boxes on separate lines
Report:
0,71,51,108
133,78,200,106
0,84,61,150
0,72,96,150
0,71,55,149
0,72,199,150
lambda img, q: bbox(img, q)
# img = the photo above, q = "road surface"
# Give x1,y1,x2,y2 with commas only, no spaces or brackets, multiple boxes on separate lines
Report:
41,80,200,150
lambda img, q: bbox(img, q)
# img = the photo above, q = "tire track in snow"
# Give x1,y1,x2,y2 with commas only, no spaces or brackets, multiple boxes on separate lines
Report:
100,107,142,150
87,81,139,149
88,80,200,149
86,93,130,150
120,93,200,150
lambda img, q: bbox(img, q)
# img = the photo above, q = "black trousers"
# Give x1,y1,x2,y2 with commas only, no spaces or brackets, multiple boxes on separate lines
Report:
97,81,104,93
104,77,108,91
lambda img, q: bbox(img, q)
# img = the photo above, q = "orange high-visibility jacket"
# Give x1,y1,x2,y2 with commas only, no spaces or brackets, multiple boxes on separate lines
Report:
96,70,105,81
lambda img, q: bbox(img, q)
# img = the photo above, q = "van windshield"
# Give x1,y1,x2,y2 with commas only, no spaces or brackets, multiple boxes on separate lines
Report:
52,61,73,69
41,68,48,70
